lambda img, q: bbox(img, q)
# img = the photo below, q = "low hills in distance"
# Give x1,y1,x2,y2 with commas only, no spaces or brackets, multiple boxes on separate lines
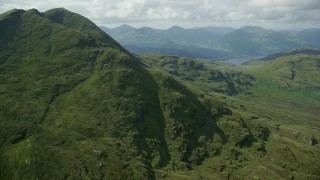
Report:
101,24,320,60
258,48,320,61
0,8,319,179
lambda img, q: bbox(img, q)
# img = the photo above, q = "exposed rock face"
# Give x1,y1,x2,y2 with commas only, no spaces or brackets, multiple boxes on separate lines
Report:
310,136,318,145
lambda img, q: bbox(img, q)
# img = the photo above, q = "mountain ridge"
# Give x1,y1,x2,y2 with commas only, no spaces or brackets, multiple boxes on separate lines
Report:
101,24,320,60
258,48,320,61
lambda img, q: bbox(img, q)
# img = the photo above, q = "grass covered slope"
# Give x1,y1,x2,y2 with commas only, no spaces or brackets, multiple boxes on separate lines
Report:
0,8,159,178
139,54,254,96
43,8,127,52
233,53,320,179
0,8,100,147
140,52,320,179
0,8,274,179
245,54,320,126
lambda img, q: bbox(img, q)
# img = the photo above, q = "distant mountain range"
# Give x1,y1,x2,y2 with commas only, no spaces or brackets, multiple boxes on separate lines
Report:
100,25,320,60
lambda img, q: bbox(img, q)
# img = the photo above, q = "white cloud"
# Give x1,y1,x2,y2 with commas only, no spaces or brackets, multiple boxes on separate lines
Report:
0,0,319,29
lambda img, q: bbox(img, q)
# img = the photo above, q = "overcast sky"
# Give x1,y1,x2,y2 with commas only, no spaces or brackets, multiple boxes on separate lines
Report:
0,0,319,29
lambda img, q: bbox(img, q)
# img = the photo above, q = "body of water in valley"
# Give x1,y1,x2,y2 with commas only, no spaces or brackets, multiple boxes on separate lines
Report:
225,56,265,64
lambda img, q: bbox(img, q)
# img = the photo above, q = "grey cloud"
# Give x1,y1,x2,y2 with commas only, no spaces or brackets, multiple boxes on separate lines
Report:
0,0,319,29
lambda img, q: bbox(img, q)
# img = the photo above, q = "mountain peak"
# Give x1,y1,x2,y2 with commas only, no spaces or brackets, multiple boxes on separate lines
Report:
240,26,264,31
0,8,24,20
1,8,24,14
115,24,135,30
168,25,185,31
43,8,96,32
27,8,41,14
43,8,126,51
137,26,155,32
119,24,134,28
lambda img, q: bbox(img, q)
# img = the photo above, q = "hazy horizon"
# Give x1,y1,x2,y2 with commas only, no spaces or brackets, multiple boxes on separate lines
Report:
1,0,319,30
99,23,320,31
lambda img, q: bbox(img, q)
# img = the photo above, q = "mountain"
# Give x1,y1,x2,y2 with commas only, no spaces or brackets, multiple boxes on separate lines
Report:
243,51,320,128
102,25,320,60
139,54,254,95
215,26,306,56
259,48,320,61
107,24,136,34
100,25,231,59
254,53,320,92
158,25,217,47
297,28,320,48
193,26,235,36
101,25,176,48
0,8,270,179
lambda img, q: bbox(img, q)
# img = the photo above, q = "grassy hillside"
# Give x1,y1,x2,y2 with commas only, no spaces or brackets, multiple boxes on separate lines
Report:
44,8,126,51
140,52,320,179
139,54,254,96
140,52,320,127
241,54,320,126
260,48,320,61
0,8,159,178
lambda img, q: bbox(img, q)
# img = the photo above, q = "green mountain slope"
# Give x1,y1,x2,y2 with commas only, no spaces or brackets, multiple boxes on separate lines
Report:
140,52,320,126
0,8,278,179
259,48,320,61
140,52,320,179
247,53,320,124
139,54,254,95
0,8,159,178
